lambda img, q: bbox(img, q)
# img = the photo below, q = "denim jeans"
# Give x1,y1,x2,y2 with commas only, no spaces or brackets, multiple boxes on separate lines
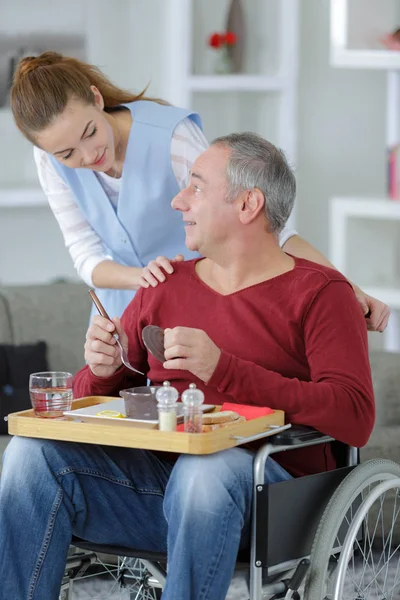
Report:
0,436,291,600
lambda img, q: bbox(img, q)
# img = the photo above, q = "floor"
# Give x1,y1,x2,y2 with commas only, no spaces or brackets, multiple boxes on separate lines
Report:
69,553,400,599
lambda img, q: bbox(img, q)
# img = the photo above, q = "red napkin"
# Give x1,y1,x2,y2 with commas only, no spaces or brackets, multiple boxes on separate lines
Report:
221,402,273,420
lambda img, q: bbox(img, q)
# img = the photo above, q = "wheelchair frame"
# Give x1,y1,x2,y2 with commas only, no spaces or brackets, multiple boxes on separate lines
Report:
64,427,400,600
249,428,349,599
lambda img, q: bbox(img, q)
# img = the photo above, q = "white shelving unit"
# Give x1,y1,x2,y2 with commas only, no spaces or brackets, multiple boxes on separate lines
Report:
330,0,400,69
0,187,46,207
163,0,299,227
330,196,400,350
185,74,287,92
330,0,400,351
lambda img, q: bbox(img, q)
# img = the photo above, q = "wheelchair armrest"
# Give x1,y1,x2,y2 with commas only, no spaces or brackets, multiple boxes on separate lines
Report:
269,425,331,446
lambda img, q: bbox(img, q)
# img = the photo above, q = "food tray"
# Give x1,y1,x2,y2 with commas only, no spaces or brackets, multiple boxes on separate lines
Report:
8,396,286,455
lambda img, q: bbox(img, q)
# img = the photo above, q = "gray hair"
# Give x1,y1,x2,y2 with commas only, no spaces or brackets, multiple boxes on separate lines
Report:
211,132,296,233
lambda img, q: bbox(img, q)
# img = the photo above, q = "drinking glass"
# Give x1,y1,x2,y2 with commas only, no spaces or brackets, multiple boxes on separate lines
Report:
29,371,73,418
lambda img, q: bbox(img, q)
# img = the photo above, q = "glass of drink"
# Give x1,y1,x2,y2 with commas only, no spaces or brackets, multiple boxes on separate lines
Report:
29,371,73,418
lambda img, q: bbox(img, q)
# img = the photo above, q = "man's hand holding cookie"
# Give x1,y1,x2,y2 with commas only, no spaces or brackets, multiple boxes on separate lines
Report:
163,326,221,383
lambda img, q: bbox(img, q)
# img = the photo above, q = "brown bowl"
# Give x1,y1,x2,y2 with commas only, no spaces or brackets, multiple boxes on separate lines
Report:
119,386,161,421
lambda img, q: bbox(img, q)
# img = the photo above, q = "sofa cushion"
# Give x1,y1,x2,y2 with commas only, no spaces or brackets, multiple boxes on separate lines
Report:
0,341,48,434
369,350,400,426
3,341,48,385
0,282,89,374
0,292,12,344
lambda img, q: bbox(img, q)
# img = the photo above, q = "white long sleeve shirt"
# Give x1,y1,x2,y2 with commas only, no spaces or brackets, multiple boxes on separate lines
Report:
34,118,297,286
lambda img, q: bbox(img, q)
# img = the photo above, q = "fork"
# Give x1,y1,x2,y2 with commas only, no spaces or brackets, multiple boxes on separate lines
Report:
88,289,145,376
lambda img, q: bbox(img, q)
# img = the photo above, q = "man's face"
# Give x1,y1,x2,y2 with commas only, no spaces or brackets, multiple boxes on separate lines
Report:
171,144,238,256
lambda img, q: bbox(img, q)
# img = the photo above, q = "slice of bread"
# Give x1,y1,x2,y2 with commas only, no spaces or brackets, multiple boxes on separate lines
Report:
201,410,240,425
201,415,246,432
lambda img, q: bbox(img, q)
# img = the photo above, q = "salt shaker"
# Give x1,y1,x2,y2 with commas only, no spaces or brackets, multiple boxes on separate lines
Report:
156,381,179,431
181,383,204,433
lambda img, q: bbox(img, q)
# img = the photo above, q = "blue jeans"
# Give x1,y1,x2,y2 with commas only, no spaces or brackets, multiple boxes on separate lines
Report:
0,436,291,600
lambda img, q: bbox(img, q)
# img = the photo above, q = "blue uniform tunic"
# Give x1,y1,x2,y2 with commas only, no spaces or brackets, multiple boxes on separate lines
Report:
49,101,202,321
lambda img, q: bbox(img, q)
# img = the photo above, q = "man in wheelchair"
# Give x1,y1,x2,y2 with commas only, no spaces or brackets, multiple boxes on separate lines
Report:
0,133,376,599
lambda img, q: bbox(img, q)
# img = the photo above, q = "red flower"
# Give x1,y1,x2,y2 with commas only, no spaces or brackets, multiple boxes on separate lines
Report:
208,33,223,49
208,31,237,49
225,31,237,45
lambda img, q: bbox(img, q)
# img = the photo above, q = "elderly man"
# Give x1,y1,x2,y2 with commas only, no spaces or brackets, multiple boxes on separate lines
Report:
0,133,374,600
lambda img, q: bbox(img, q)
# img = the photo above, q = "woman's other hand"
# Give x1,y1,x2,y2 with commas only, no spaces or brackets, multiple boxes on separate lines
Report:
352,285,391,332
139,254,184,288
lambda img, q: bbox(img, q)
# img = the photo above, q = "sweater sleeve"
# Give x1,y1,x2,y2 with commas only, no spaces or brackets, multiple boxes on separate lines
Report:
170,118,209,189
207,280,375,447
73,289,148,397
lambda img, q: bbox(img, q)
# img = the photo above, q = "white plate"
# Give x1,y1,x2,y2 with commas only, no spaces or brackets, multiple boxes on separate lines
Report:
64,398,215,427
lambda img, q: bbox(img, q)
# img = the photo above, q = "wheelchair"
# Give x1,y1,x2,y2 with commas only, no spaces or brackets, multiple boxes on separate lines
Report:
61,425,400,599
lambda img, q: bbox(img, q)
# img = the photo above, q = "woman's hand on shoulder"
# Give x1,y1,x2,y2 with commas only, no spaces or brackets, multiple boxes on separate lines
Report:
352,284,390,332
139,254,184,288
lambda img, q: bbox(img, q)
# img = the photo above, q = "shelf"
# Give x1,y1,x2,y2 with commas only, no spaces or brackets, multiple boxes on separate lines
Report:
331,49,400,70
0,187,46,207
331,197,400,220
330,0,400,70
164,0,299,177
186,75,287,92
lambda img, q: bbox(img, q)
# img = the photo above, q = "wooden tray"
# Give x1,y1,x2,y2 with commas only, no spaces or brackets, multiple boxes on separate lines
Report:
7,396,286,455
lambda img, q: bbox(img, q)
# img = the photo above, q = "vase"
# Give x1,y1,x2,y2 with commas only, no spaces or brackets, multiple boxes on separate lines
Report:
226,0,245,73
214,46,233,75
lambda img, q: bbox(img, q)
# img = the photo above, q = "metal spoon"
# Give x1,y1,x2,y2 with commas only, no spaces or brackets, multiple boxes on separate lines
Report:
88,290,145,376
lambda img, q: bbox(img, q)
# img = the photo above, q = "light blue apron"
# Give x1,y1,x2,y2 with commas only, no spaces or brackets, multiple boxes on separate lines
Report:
49,101,202,322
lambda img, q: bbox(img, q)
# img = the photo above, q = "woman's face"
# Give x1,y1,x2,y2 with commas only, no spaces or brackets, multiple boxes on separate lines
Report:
35,87,117,172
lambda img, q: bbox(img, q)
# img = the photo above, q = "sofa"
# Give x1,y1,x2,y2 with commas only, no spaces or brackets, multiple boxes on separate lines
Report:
362,351,400,464
0,281,399,467
0,281,90,457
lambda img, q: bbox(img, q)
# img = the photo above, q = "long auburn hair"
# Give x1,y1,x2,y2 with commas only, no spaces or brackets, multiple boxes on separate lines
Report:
10,51,167,144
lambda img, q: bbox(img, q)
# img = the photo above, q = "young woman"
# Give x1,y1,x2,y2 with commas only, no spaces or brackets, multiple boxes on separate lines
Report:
10,51,389,331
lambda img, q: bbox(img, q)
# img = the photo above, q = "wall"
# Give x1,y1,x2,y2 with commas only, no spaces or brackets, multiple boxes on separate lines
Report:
0,206,77,284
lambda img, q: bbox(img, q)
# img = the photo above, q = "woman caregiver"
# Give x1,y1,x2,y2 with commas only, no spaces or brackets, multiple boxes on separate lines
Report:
11,51,389,332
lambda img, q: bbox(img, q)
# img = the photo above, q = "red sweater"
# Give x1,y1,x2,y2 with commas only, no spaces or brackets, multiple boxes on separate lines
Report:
74,257,375,477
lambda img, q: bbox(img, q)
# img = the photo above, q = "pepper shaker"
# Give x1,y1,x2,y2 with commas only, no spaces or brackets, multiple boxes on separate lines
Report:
181,383,204,433
156,381,179,431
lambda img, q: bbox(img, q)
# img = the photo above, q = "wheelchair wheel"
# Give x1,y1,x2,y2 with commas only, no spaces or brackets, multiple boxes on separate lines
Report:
304,459,400,600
